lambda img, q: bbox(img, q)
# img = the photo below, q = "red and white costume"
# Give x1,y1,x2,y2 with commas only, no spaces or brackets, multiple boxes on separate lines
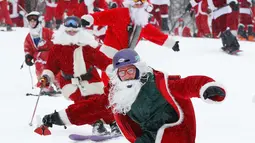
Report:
115,70,225,143
191,0,238,37
83,8,176,59
0,0,12,25
44,0,57,23
238,0,253,28
24,27,54,78
7,0,24,27
192,0,211,37
55,0,78,21
174,19,192,37
41,28,114,126
76,0,108,17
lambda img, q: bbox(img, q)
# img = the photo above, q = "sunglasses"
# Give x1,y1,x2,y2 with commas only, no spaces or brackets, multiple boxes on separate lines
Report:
117,67,136,77
133,0,147,3
27,15,38,21
64,19,81,28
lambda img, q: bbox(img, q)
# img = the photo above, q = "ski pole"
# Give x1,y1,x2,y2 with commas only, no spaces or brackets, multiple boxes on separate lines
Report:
20,60,25,70
29,89,42,126
28,67,34,89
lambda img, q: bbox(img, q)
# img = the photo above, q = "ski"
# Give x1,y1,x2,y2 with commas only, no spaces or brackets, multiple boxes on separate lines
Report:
26,90,62,97
69,134,122,142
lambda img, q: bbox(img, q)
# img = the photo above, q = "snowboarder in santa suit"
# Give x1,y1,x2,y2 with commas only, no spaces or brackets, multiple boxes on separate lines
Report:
0,0,13,31
81,0,180,59
24,11,59,93
38,16,120,135
108,49,226,143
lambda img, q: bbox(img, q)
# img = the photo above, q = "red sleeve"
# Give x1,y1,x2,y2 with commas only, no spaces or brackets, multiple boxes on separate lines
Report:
84,46,112,71
141,24,168,45
168,76,215,99
92,8,130,26
24,34,34,55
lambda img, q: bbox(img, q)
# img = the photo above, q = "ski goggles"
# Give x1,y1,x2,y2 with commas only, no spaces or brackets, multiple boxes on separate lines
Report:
117,66,136,77
64,18,81,28
27,15,39,21
133,0,147,3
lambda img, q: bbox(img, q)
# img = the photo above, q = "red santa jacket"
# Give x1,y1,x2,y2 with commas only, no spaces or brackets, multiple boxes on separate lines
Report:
87,8,176,58
24,27,54,65
174,26,192,37
42,44,112,100
8,0,24,18
114,70,225,143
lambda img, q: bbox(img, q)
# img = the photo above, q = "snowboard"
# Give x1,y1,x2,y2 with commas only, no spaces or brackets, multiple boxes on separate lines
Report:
69,134,122,142
221,48,243,55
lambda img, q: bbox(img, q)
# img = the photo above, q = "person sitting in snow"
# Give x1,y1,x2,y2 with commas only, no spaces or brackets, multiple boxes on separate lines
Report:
108,49,226,143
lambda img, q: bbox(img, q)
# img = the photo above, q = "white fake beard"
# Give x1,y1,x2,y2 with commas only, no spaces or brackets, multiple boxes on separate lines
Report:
109,79,143,114
130,6,150,26
52,25,99,47
108,61,153,114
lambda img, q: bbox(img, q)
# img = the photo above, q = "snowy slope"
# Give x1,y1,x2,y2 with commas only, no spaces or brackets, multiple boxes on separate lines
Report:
1,27,255,143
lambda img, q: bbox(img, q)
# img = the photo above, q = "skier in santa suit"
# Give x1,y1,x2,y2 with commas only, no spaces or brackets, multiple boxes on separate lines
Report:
108,49,226,143
7,0,25,27
174,18,192,37
44,0,58,29
0,0,13,31
81,0,180,60
189,0,211,37
237,0,254,41
187,0,240,54
55,0,78,29
24,11,58,92
39,16,120,135
150,0,170,32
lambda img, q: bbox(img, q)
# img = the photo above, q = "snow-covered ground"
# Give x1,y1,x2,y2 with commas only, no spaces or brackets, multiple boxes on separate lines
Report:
1,27,255,143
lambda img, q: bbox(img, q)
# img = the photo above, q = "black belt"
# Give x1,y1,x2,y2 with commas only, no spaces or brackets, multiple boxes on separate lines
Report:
61,66,94,81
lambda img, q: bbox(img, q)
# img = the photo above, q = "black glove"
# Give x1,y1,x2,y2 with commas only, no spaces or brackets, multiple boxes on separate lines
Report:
81,19,90,27
203,86,225,100
79,0,84,3
172,41,180,52
93,7,101,12
42,111,64,128
109,2,117,9
185,3,192,12
229,1,239,11
25,54,34,66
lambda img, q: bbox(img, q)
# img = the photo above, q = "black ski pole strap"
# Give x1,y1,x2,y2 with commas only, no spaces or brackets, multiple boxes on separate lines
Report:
128,25,142,49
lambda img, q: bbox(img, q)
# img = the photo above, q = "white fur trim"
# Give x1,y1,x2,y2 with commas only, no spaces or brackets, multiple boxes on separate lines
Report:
81,15,94,27
62,84,77,100
199,82,225,104
105,64,114,78
190,0,198,7
42,69,55,82
58,109,72,125
79,81,104,96
99,45,118,59
73,46,87,77
155,74,184,143
162,36,176,49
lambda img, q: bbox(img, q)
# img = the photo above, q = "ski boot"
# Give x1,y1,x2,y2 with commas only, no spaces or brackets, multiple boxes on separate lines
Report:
110,121,121,135
42,110,65,127
6,24,13,31
92,120,109,135
237,24,248,40
220,29,240,55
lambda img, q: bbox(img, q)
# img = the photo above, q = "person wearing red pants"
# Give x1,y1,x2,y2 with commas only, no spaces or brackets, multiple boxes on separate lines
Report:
39,16,120,135
44,0,57,29
192,0,211,37
0,0,13,31
55,0,78,29
8,0,25,27
237,0,254,41
150,0,170,32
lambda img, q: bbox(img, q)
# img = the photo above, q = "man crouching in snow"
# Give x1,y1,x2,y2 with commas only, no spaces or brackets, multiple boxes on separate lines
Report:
108,49,226,143
37,16,120,135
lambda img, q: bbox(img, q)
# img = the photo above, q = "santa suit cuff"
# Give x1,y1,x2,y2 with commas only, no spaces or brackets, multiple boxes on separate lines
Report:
162,36,176,49
58,109,72,125
199,82,226,104
81,15,94,27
